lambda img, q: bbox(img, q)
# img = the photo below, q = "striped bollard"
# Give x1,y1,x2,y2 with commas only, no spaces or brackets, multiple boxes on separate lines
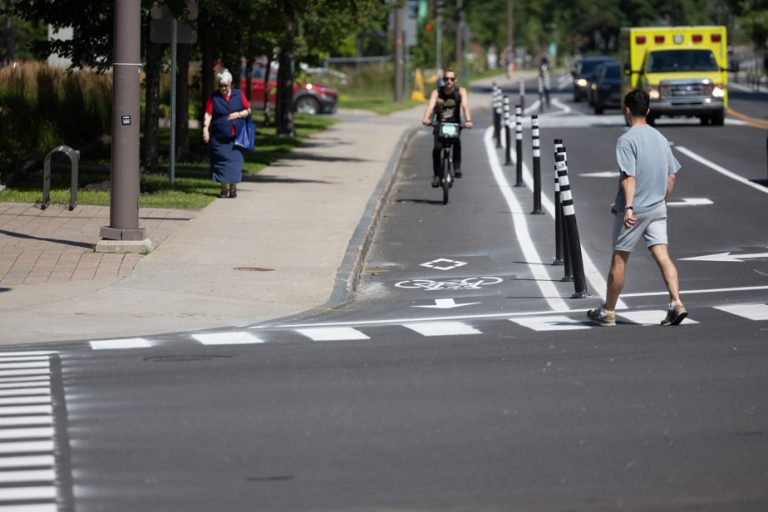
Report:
515,105,523,187
531,115,542,214
552,139,565,266
555,148,589,298
556,144,573,280
503,95,512,165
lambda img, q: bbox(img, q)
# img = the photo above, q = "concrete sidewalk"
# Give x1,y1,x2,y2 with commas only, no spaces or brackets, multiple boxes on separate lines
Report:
0,71,533,346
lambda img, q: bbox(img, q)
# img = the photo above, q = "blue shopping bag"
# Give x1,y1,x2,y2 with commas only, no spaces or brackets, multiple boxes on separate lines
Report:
234,115,255,152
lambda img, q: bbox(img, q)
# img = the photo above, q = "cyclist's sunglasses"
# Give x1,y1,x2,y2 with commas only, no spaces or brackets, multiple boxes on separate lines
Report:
444,76,456,82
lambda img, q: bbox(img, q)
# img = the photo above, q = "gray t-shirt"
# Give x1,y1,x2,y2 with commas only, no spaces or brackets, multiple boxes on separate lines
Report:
614,125,681,214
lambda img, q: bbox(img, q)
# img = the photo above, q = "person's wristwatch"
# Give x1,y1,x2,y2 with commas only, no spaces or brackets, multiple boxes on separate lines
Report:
624,205,634,213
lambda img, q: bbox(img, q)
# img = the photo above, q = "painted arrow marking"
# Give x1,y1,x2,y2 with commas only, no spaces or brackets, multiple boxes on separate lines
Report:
667,197,714,207
681,250,768,263
413,298,481,309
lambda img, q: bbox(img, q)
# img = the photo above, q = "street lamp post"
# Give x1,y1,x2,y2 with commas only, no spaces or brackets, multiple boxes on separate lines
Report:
99,0,148,250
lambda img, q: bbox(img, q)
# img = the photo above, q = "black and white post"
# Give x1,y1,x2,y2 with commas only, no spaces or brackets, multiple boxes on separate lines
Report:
493,85,502,148
503,95,511,165
531,114,542,214
515,105,523,187
552,139,565,266
555,148,589,298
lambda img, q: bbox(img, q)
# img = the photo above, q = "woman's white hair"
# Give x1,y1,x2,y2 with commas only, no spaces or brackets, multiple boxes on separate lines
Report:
217,69,233,86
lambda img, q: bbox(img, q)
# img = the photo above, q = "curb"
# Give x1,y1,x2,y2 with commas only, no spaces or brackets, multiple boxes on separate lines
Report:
327,124,418,308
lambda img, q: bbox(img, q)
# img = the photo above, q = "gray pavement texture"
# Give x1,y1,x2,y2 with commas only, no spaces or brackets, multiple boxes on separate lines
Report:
0,72,535,345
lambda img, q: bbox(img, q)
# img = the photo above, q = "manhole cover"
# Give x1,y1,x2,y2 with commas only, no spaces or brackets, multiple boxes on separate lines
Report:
233,267,274,272
143,355,232,363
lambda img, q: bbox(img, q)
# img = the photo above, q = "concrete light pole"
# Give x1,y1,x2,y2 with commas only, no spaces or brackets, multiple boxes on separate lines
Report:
99,0,149,252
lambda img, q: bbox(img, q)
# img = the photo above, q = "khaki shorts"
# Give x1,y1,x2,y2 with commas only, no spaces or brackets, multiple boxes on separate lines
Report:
612,204,668,252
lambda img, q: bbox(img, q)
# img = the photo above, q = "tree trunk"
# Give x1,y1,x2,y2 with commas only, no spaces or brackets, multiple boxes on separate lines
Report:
263,54,272,126
143,28,161,171
198,9,214,129
276,35,295,137
175,42,190,159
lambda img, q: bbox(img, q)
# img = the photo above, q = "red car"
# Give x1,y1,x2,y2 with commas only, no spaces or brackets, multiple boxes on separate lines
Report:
239,60,338,115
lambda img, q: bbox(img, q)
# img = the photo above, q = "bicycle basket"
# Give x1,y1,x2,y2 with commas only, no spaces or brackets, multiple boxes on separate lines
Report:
438,123,460,139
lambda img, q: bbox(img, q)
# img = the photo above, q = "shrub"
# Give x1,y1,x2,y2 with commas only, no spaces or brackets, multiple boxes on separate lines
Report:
0,62,112,183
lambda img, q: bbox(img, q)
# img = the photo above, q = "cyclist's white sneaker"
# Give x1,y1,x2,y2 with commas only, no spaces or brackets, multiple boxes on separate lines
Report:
431,175,440,188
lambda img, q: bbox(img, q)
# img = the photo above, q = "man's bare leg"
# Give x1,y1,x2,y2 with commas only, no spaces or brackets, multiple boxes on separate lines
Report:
605,250,630,311
649,244,681,304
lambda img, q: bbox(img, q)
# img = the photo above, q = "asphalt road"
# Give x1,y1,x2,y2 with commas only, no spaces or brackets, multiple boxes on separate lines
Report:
2,77,767,512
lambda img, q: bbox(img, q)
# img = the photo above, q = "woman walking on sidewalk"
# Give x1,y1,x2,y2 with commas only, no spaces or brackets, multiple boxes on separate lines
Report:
587,89,687,327
202,69,250,198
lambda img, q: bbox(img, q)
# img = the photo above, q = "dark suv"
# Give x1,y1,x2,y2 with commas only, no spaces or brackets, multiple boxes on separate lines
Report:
572,55,618,102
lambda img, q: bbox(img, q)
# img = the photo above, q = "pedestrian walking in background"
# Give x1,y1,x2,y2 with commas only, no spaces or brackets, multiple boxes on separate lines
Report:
202,69,251,198
588,89,687,327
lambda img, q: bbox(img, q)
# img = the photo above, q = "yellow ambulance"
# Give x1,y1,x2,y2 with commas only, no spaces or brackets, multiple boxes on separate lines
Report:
619,26,728,125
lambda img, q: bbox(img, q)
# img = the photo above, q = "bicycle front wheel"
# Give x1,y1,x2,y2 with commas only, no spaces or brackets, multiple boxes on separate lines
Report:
441,154,450,205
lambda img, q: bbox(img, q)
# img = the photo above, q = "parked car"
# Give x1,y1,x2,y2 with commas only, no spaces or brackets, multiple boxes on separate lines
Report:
571,55,618,102
589,62,622,114
240,60,338,115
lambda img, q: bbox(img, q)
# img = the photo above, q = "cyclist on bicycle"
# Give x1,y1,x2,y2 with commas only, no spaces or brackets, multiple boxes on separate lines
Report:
421,68,474,188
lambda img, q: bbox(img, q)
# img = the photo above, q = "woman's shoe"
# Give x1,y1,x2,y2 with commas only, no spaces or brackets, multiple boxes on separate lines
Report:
229,185,237,198
219,187,230,198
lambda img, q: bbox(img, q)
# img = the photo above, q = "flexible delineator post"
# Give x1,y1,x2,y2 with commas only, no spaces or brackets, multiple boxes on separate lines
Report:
553,139,565,266
515,105,523,187
531,115,542,214
555,149,589,298
518,80,525,111
493,85,502,148
503,95,511,165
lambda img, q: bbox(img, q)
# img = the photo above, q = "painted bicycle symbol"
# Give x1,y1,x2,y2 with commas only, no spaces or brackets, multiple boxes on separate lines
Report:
395,276,504,291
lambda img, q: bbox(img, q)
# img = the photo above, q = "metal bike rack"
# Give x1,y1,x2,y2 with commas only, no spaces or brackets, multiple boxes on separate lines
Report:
42,145,79,211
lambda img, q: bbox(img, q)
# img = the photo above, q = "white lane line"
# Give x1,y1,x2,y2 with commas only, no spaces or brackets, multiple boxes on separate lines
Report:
0,440,55,454
295,327,370,342
90,338,152,350
0,388,50,397
0,416,53,427
675,146,768,195
0,486,57,500
619,310,698,326
485,127,569,311
0,378,50,388
403,321,482,336
0,370,50,378
551,98,572,115
0,352,55,358
0,427,54,440
511,315,592,331
0,405,52,416
0,455,55,468
622,285,768,298
192,332,265,345
0,504,58,512
0,396,52,406
714,304,768,321
0,469,55,483
0,357,51,363
0,362,49,369
496,125,624,310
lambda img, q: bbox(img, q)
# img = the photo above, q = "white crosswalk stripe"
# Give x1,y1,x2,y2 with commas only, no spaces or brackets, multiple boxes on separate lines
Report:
0,351,60,512
192,332,264,345
403,321,482,336
295,327,370,341
510,315,592,331
619,310,698,326
714,303,768,321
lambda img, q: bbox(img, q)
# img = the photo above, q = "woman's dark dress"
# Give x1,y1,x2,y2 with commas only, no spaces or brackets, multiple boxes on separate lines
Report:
209,89,245,183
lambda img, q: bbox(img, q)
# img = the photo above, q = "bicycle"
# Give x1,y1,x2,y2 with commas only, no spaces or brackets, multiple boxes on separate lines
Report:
431,121,463,205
